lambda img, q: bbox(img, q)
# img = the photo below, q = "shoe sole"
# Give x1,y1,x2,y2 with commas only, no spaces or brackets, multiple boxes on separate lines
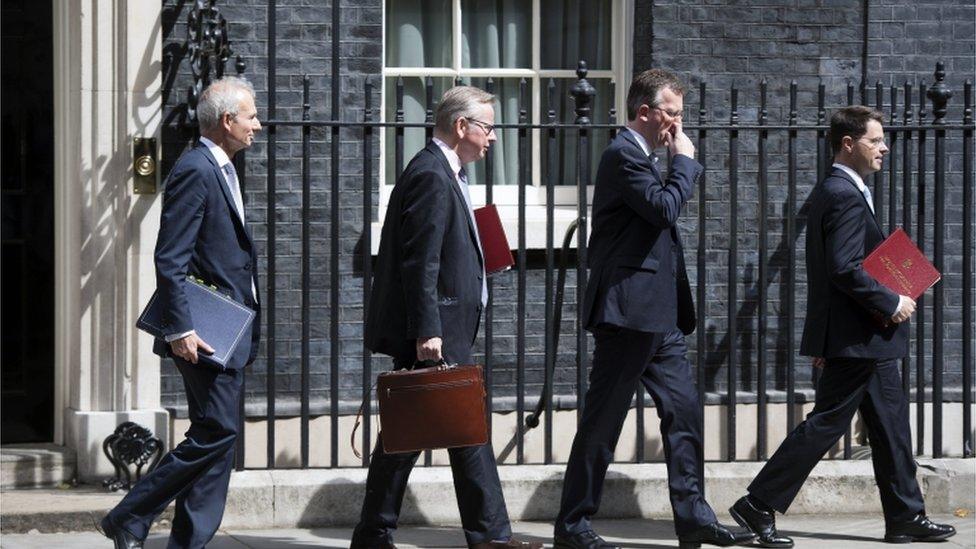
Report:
729,507,794,549
884,531,956,544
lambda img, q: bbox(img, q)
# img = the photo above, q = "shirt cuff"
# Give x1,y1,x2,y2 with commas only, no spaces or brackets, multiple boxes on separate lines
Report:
164,329,195,342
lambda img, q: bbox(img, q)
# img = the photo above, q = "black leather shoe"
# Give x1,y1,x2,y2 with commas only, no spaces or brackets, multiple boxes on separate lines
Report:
678,521,756,548
884,514,956,543
729,496,793,548
98,516,144,549
553,530,621,549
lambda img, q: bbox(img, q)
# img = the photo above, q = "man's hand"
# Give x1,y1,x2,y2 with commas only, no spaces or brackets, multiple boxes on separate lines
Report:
416,336,443,362
170,333,215,365
890,295,916,324
812,357,826,369
667,122,696,158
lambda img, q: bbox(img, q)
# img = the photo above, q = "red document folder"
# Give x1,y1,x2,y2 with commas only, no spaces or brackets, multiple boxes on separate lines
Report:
863,227,941,300
473,204,515,275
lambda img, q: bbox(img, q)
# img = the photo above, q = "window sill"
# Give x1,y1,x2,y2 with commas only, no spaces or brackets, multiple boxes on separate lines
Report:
370,203,590,255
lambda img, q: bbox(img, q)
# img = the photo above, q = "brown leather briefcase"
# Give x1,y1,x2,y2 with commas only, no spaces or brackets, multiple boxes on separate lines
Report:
375,363,489,454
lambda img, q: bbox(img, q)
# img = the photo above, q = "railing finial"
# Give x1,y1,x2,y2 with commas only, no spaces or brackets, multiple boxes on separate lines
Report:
570,60,596,125
927,61,953,125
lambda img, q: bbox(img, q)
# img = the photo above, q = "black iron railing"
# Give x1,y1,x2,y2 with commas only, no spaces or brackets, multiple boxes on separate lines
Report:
224,0,974,473
229,53,974,471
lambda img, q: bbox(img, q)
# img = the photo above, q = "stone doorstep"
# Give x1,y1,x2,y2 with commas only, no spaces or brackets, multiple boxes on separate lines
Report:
0,444,77,490
1,458,972,534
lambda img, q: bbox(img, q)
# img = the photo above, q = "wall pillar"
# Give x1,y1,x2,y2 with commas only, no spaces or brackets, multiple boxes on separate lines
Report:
53,0,168,482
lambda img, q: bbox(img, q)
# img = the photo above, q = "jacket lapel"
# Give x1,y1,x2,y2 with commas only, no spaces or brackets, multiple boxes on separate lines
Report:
198,143,254,246
832,167,885,236
425,141,484,268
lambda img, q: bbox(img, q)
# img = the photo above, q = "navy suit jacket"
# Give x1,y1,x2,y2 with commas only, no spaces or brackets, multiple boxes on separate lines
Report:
365,141,485,364
152,143,261,369
799,166,907,359
583,130,701,335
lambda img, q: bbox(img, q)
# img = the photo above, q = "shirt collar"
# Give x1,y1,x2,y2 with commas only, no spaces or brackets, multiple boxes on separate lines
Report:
626,127,652,157
432,137,463,179
832,162,866,192
199,136,232,169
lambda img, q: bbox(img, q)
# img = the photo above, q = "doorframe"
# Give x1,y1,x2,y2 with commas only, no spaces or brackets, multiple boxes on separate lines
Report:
51,0,81,445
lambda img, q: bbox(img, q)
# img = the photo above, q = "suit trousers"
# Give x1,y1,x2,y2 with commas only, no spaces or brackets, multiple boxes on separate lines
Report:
351,354,511,548
556,326,717,537
350,437,511,547
107,359,242,549
748,357,924,524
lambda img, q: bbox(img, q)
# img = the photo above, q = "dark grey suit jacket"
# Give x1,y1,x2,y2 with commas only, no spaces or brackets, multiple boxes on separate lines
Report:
583,130,701,335
800,166,907,359
365,141,485,364
152,143,261,368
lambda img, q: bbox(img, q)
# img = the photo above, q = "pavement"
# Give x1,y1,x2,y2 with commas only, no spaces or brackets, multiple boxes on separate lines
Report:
1,515,973,548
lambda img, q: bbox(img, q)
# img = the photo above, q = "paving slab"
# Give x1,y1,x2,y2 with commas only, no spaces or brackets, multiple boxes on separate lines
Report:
1,515,972,548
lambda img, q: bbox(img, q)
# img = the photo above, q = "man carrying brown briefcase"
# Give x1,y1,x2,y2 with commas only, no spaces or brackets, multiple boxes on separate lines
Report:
350,86,541,549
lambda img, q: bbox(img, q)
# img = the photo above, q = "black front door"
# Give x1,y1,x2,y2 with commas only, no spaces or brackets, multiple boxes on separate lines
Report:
1,0,55,443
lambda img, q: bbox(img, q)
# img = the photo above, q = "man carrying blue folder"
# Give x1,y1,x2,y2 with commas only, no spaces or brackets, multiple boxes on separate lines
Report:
99,76,262,549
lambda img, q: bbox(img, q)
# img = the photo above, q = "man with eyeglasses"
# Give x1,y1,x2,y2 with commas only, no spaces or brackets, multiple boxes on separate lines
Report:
553,69,754,549
352,86,540,549
729,106,956,547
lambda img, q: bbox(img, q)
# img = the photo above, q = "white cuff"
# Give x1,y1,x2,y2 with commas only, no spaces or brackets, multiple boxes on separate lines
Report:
164,329,195,342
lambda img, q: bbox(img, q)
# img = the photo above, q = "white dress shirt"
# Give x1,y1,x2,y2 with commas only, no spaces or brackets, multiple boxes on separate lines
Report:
833,162,874,214
627,127,652,157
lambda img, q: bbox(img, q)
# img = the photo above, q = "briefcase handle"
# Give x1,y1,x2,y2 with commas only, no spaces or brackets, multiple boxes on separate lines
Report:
350,359,457,459
406,358,455,371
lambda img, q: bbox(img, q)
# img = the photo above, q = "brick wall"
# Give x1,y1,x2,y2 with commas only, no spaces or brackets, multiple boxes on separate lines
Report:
160,0,974,414
638,0,974,397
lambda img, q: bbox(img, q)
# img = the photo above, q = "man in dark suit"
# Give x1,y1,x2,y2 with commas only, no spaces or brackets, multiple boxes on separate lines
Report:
729,106,956,547
99,76,262,549
352,86,540,549
553,69,753,549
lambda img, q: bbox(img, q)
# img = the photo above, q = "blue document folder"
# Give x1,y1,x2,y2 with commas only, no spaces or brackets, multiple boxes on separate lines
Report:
137,276,256,369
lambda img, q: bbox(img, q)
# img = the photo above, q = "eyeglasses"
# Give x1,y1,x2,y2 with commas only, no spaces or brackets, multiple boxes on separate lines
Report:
466,117,496,135
857,136,887,149
650,106,683,119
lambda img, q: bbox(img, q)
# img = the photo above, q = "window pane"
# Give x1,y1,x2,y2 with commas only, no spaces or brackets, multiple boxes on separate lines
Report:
540,0,612,70
461,77,532,186
385,0,452,68
540,78,614,185
460,0,531,69
384,76,453,185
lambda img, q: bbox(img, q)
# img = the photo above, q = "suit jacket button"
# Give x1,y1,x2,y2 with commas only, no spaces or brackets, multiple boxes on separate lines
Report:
244,263,251,270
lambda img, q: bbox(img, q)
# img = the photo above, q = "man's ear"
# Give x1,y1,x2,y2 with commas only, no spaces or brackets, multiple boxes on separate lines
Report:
841,135,854,153
221,112,234,132
637,104,650,122
454,118,467,139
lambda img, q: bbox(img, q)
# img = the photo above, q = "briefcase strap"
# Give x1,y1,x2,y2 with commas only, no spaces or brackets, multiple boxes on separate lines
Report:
351,381,377,460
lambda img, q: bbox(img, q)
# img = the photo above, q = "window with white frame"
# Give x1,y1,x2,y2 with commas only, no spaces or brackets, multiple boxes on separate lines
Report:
381,0,634,210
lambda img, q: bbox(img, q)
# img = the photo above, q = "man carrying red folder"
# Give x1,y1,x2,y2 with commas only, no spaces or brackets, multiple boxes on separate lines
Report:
729,106,955,546
352,86,540,549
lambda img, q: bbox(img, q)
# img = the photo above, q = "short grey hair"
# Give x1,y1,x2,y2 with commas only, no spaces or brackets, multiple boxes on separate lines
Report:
197,76,255,132
434,86,495,134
